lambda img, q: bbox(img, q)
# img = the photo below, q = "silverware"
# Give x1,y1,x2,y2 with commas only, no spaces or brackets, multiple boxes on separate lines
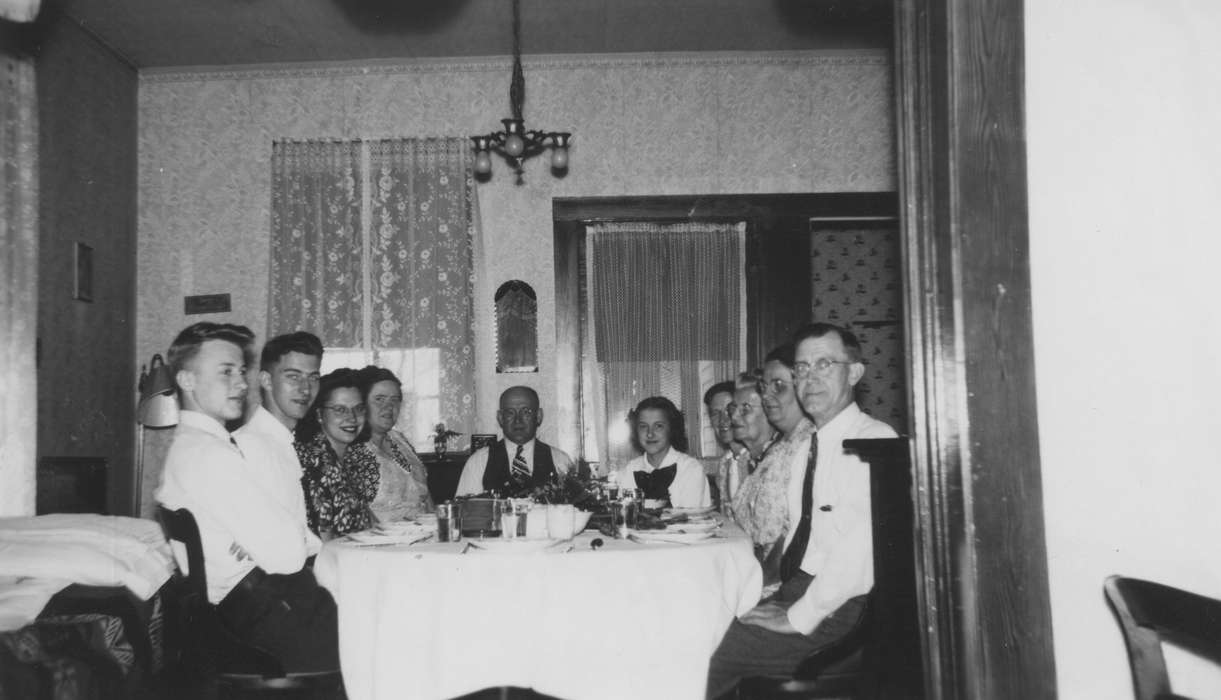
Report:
628,533,690,546
460,542,473,554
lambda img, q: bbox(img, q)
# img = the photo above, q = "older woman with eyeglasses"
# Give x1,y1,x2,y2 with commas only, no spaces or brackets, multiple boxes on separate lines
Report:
356,365,434,522
718,370,779,516
295,368,380,539
731,342,815,592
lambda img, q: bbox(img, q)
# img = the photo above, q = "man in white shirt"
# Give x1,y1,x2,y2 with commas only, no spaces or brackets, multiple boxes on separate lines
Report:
155,322,338,673
704,380,744,512
706,323,897,698
455,386,575,497
234,331,324,556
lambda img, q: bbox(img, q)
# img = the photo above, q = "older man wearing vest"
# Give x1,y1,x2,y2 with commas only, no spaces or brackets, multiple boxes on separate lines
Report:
455,386,575,497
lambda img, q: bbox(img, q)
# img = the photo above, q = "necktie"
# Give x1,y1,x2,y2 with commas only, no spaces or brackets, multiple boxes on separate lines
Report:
511,444,531,484
779,433,818,582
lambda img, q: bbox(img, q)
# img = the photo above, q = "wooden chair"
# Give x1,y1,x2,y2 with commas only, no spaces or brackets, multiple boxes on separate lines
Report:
156,506,342,697
739,437,924,699
1104,575,1221,700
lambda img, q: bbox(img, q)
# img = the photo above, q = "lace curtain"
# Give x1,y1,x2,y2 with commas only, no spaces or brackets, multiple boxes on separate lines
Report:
269,138,477,445
586,222,745,468
0,52,38,515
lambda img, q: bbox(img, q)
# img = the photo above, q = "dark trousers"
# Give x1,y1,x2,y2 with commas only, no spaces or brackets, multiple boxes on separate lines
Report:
216,567,340,674
705,573,867,700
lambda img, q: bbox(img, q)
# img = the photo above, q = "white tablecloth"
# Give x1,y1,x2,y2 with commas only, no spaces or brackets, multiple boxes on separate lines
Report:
315,526,762,700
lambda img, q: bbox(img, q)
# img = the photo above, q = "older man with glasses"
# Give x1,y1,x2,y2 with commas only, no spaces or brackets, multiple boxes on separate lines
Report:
455,385,576,497
707,322,898,699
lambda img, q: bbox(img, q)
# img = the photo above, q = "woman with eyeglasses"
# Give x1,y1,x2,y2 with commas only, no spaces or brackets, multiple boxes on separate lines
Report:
731,342,815,593
295,368,380,539
717,370,779,516
356,365,434,523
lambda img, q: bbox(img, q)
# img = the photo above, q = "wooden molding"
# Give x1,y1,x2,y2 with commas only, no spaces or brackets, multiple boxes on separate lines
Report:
894,0,1057,697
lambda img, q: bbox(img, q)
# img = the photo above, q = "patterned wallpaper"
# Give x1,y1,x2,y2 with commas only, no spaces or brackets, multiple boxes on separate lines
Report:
811,225,907,432
137,50,895,447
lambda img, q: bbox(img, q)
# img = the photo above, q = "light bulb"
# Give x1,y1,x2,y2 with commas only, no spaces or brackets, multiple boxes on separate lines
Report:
475,151,492,175
504,133,525,157
551,147,568,170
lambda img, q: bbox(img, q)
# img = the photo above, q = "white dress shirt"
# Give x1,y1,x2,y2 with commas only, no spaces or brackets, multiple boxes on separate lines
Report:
615,447,712,509
783,402,898,634
455,438,575,497
234,405,322,557
156,410,314,603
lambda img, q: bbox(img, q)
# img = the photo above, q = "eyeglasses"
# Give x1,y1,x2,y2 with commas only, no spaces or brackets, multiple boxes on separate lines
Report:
726,403,759,418
498,407,537,422
759,378,791,396
793,358,854,379
324,404,367,419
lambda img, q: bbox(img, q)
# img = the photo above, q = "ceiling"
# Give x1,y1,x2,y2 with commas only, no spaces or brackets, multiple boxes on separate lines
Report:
36,0,891,69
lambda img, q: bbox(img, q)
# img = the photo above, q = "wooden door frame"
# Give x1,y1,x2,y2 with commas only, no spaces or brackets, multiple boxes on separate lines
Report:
895,0,1057,697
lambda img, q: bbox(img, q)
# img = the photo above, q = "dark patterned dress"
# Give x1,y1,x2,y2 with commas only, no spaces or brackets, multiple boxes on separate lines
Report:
296,433,380,538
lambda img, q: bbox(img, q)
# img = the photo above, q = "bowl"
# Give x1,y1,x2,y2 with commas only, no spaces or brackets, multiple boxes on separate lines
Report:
573,509,593,533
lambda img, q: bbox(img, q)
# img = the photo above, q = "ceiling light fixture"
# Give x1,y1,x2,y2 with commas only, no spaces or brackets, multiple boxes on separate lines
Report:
471,0,571,185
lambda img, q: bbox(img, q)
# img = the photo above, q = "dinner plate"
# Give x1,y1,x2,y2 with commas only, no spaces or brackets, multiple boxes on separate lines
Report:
467,538,564,553
664,521,719,534
347,530,433,546
666,506,717,517
628,530,716,544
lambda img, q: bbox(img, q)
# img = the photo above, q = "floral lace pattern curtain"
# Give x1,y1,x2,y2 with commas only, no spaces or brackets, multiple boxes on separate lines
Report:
269,138,476,444
367,138,476,441
269,141,363,347
586,222,745,468
0,52,38,515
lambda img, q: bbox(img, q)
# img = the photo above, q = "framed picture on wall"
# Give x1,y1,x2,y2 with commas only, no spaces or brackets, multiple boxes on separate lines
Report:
73,242,94,302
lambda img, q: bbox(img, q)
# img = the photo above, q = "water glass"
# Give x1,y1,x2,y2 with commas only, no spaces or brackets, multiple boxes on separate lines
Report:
436,502,461,543
610,498,639,539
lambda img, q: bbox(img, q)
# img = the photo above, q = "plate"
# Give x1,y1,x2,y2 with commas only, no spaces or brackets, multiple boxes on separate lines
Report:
666,506,717,517
347,530,433,546
665,521,719,534
628,530,716,544
467,538,564,553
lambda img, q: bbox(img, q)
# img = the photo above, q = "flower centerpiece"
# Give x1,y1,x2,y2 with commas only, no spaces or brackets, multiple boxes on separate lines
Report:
431,422,462,457
532,468,601,512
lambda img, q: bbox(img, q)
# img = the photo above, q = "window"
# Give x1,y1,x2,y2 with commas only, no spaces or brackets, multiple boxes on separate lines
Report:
269,138,478,447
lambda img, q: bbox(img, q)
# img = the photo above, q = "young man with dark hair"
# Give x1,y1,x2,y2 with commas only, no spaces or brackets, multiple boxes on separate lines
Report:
156,322,339,674
703,380,742,511
706,322,896,698
235,330,324,557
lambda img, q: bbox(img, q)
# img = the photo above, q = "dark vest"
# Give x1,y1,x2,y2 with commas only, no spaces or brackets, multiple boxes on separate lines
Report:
482,439,558,495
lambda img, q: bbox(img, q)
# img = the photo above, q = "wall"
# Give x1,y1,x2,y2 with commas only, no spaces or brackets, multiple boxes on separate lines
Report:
36,16,139,515
1026,2,1221,697
136,50,895,446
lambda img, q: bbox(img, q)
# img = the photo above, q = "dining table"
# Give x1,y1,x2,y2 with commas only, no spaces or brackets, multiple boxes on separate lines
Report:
314,517,763,700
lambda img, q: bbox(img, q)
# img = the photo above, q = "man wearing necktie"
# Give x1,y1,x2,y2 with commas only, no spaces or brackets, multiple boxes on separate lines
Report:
455,386,576,497
706,323,898,698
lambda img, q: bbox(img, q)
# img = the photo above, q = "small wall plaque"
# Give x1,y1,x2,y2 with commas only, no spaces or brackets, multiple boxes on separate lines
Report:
184,293,231,315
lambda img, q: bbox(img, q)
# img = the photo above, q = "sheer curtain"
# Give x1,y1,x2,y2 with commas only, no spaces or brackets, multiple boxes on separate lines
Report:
0,51,38,515
269,138,477,446
586,222,745,469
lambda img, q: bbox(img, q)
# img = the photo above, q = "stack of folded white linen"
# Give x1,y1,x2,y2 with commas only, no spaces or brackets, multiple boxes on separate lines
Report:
0,513,174,631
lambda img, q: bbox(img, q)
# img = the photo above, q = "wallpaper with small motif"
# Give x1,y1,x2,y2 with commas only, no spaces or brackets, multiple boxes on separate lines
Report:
811,225,907,432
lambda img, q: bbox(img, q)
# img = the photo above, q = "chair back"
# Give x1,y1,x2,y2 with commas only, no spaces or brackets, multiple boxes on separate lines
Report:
1104,575,1221,700
844,437,924,700
157,507,209,602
